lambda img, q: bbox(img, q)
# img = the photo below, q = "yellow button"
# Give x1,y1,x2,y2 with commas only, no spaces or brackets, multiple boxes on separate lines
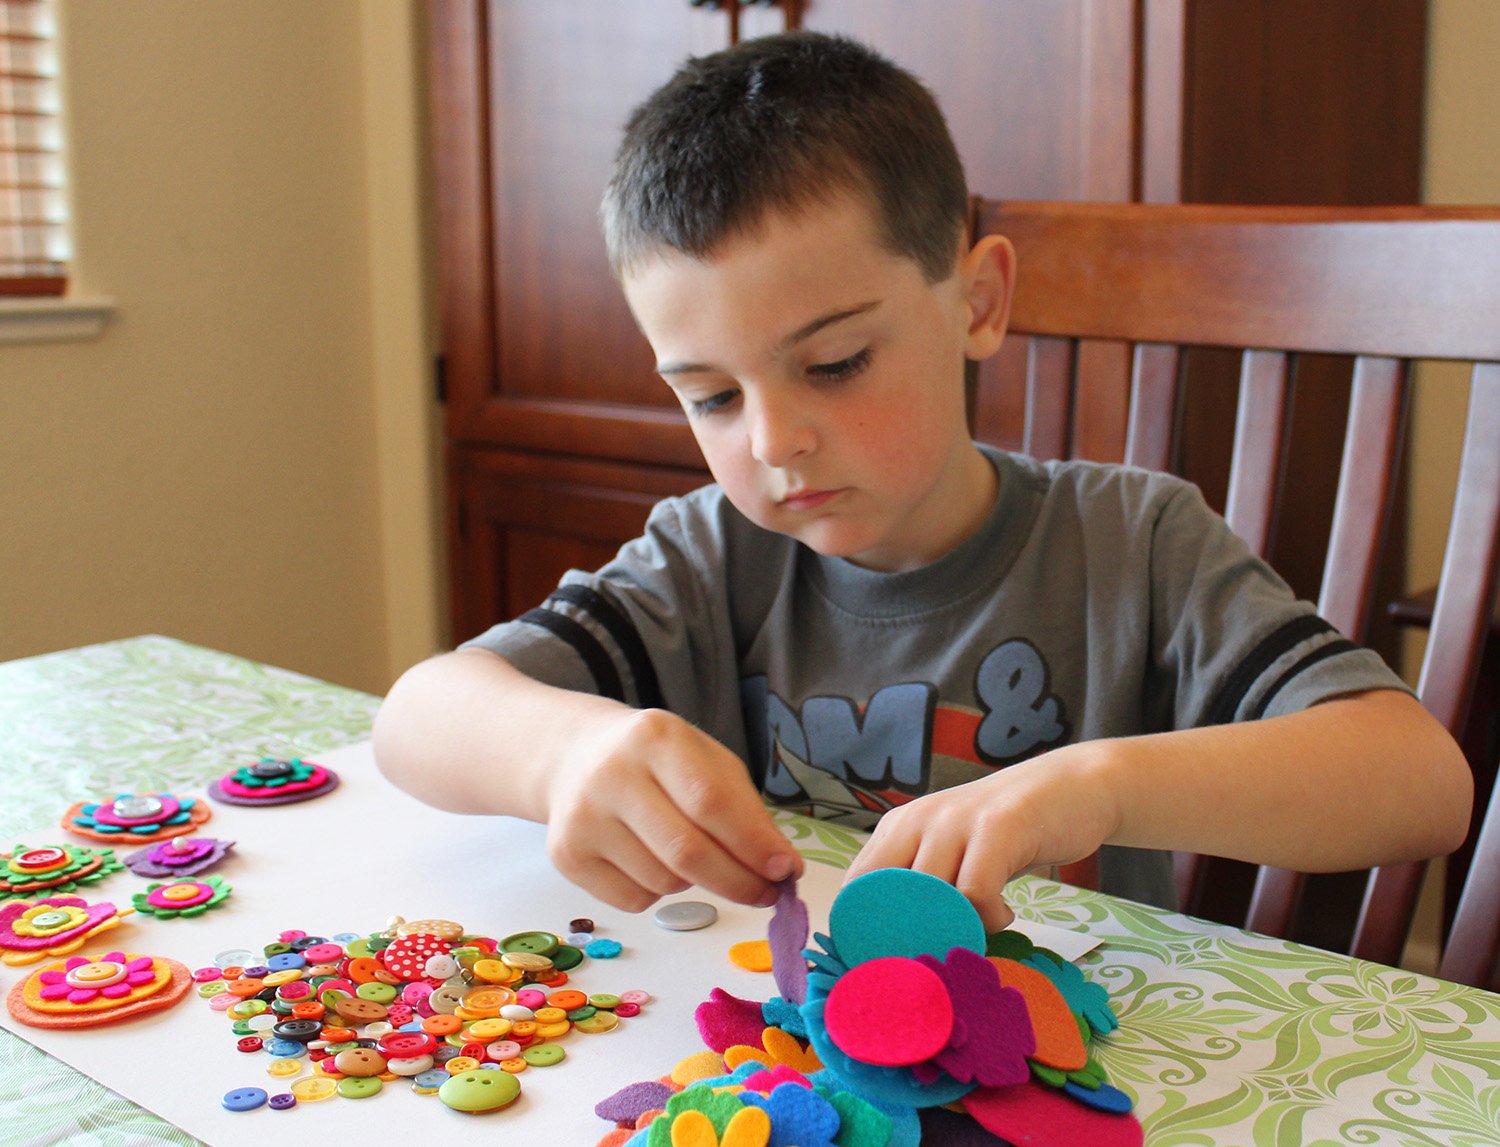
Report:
465,1017,512,1041
267,1058,304,1078
471,959,510,984
263,968,303,987
161,883,202,902
498,1057,528,1074
444,1056,481,1074
574,1011,620,1034
532,1007,567,1024
70,961,124,985
534,1020,571,1039
290,1077,339,1102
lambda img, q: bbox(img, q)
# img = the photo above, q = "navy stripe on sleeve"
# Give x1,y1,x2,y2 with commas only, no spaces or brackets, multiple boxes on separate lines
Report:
545,585,666,710
1201,614,1336,726
516,607,625,703
1246,638,1361,720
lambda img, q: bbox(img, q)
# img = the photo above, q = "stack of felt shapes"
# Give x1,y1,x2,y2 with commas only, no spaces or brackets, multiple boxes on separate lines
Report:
593,868,1140,1146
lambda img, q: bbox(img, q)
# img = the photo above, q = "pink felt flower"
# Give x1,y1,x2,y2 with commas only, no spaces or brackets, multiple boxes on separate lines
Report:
36,952,156,1004
0,896,129,964
740,1063,813,1094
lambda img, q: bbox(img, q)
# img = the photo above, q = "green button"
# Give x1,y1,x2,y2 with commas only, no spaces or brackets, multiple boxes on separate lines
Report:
271,998,296,1016
438,1070,520,1113
231,1019,256,1036
522,1043,565,1067
337,1076,383,1100
228,999,268,1018
344,938,377,959
498,931,559,956
355,981,397,1004
323,1040,360,1053
588,994,621,1009
318,987,351,1007
262,942,292,958
566,1005,596,1022
551,944,583,971
197,981,227,998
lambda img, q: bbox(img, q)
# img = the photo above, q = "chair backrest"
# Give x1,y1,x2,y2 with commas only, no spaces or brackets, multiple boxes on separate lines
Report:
971,201,1500,985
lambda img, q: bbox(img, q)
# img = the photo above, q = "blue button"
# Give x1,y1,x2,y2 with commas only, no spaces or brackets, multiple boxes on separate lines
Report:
413,1069,449,1089
267,953,306,971
264,1038,307,1058
222,1086,268,1112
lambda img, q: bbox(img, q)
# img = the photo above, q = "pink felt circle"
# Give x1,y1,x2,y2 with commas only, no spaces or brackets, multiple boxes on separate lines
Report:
823,956,954,1067
146,881,212,909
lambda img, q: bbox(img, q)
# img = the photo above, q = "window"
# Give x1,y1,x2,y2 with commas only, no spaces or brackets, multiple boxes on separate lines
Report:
1,0,66,296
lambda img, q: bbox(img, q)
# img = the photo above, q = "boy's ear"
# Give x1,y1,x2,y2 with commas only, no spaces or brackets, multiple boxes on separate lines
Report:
960,234,1016,361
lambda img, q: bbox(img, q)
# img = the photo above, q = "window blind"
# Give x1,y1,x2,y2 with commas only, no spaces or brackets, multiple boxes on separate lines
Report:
1,0,66,294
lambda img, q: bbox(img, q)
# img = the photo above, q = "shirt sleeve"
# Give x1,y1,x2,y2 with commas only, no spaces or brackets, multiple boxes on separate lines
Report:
459,490,740,738
1148,481,1410,727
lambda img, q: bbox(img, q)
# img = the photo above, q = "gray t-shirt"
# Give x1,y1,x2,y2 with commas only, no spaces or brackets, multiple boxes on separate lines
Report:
465,445,1405,908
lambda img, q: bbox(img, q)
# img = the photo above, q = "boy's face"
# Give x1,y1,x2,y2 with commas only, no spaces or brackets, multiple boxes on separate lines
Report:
622,194,1009,572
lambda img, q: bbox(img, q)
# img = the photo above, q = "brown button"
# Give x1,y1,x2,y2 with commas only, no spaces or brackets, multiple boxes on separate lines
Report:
333,997,389,1023
333,1047,388,1077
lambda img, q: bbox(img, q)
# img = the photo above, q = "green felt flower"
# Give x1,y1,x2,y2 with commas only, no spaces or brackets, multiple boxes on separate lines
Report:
0,844,122,901
648,1085,750,1147
231,758,316,789
130,874,232,919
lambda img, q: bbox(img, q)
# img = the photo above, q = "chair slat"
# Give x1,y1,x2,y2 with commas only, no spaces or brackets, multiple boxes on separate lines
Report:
1317,357,1410,639
1353,362,1500,969
1023,336,1075,461
1125,343,1180,471
1443,782,1500,990
1245,865,1304,937
1223,350,1291,558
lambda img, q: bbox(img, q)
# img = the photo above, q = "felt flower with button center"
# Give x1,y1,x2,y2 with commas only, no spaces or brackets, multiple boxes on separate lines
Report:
207,758,340,806
130,875,231,920
63,792,211,844
7,949,192,1029
0,895,134,965
121,835,235,879
1,843,123,900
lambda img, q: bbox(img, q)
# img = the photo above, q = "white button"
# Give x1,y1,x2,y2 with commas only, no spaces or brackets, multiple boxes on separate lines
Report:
654,900,719,931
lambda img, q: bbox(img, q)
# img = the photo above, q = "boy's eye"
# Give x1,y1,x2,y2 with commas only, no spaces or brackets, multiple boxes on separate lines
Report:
687,389,739,417
808,347,872,382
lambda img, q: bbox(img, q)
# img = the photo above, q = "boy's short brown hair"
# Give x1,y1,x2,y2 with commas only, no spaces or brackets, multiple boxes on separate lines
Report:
602,31,968,284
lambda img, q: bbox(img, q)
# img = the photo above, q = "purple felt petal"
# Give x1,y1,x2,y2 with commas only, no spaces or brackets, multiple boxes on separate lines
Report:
593,1080,676,1123
768,875,810,1005
694,987,770,1053
918,949,1034,1088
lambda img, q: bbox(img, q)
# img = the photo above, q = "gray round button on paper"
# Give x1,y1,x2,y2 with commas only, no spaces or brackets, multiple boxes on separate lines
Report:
653,900,718,932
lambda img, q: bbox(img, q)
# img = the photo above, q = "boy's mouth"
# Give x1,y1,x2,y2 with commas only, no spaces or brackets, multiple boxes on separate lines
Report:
780,488,844,511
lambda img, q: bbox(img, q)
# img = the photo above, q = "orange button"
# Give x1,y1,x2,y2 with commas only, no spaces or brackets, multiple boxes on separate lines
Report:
319,1026,357,1042
291,1002,326,1021
226,977,266,998
509,1020,537,1038
421,1014,464,1036
345,957,384,984
545,989,587,1011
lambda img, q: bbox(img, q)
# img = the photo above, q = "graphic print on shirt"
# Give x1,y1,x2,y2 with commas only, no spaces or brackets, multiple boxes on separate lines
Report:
741,638,1068,825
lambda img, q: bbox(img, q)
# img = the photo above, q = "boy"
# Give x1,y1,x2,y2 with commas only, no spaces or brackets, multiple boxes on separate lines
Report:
374,32,1469,932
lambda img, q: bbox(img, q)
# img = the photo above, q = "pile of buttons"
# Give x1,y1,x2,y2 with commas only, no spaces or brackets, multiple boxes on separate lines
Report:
196,915,650,1115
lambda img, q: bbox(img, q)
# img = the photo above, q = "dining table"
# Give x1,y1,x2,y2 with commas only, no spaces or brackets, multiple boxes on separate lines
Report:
1,634,1497,1147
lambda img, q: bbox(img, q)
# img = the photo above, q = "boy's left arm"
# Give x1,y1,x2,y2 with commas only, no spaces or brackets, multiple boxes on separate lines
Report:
844,687,1472,932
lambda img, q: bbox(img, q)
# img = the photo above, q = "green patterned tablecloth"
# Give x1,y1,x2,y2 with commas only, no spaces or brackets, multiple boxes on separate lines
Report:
1,636,1497,1146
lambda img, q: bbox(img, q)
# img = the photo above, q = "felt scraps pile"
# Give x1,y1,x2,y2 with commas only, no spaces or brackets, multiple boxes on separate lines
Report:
593,868,1141,1146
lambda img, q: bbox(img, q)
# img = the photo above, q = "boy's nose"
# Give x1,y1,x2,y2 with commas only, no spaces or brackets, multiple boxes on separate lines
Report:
747,393,815,468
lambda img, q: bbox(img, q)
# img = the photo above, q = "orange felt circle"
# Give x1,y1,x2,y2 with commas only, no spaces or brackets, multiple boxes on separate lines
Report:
62,800,211,844
728,940,774,972
823,956,954,1067
7,955,192,1029
990,957,1088,1071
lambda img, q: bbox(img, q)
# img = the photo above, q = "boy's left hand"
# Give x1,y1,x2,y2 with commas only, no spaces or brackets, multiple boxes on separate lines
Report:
841,745,1120,932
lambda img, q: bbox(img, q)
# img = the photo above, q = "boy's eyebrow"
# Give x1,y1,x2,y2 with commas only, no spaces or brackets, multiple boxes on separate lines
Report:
656,300,880,375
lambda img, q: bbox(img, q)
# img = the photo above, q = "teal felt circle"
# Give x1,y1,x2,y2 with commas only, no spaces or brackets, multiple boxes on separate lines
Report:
829,869,985,968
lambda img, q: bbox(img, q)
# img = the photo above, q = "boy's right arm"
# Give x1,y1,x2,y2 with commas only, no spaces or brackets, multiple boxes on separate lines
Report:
372,648,800,912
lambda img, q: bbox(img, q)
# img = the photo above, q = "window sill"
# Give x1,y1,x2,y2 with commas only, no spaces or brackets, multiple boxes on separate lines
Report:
0,296,115,345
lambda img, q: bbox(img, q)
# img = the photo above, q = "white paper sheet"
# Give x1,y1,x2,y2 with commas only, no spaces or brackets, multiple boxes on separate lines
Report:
0,740,1097,1144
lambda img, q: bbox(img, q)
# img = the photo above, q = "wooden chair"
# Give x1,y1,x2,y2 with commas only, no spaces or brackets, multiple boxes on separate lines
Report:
969,201,1500,986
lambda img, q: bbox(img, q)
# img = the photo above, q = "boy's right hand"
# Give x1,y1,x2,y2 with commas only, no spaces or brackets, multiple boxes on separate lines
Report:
542,707,802,914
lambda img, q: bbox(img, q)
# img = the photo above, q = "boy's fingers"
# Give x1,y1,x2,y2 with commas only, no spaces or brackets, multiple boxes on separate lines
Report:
654,745,803,885
618,777,786,906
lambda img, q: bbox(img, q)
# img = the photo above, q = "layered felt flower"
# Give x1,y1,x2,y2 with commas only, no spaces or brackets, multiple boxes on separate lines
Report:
206,757,339,806
121,835,235,878
7,949,193,1029
0,843,123,901
130,875,231,919
64,792,211,844
36,952,156,1003
0,895,134,965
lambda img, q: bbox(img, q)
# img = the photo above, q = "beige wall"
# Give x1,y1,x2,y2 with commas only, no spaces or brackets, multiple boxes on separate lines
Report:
1411,0,1500,645
0,0,440,695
